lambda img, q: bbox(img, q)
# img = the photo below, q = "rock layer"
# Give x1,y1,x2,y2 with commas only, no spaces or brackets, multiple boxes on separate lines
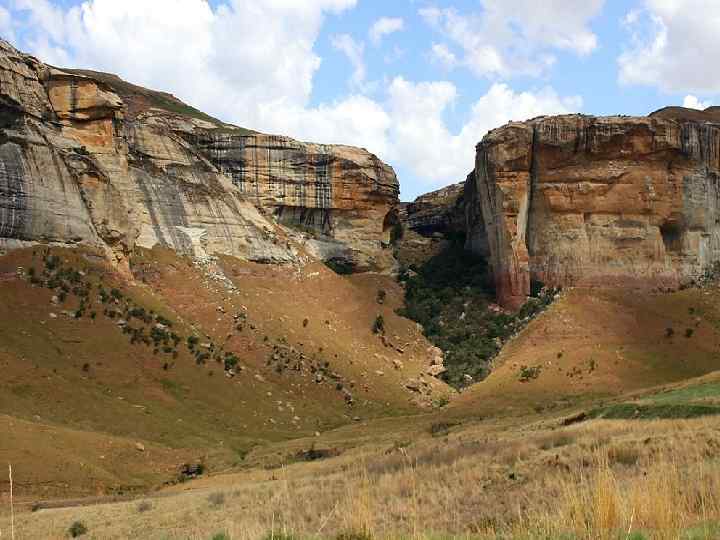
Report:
0,40,398,271
400,180,467,237
467,113,720,308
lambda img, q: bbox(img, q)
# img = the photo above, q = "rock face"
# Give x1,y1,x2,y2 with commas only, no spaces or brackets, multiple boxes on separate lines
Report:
0,40,398,271
466,113,720,308
400,180,467,237
197,133,399,271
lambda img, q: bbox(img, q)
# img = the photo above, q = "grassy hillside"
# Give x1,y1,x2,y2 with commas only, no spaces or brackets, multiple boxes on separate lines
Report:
6,374,720,539
0,246,446,499
62,67,256,135
6,245,720,537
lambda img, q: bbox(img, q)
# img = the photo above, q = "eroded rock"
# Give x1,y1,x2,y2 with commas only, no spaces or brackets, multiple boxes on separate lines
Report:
467,113,720,307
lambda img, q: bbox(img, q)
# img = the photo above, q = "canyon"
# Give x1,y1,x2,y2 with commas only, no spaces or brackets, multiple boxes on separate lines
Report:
7,34,720,314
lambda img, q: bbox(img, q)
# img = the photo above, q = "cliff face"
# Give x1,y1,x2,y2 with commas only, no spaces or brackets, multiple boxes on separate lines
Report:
0,40,398,272
196,133,399,271
467,113,720,308
400,180,467,237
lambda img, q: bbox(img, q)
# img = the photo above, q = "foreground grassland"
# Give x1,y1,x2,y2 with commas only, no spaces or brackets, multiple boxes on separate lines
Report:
5,394,720,539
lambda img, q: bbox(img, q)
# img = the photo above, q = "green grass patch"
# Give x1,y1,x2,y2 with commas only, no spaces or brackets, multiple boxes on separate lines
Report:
589,403,720,420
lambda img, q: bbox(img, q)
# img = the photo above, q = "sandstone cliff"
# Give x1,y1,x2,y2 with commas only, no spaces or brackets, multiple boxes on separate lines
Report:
466,113,720,308
0,39,398,272
400,180,467,237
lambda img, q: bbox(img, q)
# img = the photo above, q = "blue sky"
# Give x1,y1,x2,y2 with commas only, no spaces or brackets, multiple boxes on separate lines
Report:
2,0,717,199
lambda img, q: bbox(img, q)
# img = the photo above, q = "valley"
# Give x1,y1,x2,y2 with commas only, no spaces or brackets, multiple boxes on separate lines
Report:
2,32,720,540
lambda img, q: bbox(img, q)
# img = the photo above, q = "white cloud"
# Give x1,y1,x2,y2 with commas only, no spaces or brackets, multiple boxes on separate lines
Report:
331,33,366,89
369,16,404,46
420,0,603,79
619,1,720,93
10,0,358,138
385,79,582,189
0,6,16,42
6,0,583,199
683,95,712,110
429,43,458,69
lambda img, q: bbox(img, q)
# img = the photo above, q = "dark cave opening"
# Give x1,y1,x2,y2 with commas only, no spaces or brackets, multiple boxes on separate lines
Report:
660,221,683,253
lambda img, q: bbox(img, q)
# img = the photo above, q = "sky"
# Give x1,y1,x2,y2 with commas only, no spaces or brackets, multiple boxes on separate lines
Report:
1,0,718,200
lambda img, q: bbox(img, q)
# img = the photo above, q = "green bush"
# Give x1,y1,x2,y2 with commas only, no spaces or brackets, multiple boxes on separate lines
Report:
396,239,557,389
372,314,385,334
68,521,88,537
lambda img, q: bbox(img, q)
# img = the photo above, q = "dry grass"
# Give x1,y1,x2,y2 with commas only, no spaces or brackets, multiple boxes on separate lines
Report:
3,416,720,539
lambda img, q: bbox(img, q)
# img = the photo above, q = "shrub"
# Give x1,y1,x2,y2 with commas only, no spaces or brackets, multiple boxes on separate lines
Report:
376,289,386,304
665,327,675,338
686,328,695,338
68,521,88,537
211,534,230,540
137,500,153,513
372,314,385,334
519,365,542,382
224,353,239,371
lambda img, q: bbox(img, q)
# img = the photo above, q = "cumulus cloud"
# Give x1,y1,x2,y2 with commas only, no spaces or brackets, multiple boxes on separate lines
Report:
420,0,603,78
385,80,582,189
0,6,16,42
429,43,458,69
6,0,583,198
683,95,712,110
10,0,358,138
331,33,366,89
369,17,404,46
619,1,720,93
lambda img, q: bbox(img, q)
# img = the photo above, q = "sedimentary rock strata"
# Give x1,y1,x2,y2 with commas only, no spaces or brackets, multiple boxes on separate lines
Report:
0,39,398,271
467,113,720,308
400,180,467,237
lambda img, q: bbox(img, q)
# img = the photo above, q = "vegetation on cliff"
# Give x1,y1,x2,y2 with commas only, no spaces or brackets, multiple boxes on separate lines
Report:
397,235,556,388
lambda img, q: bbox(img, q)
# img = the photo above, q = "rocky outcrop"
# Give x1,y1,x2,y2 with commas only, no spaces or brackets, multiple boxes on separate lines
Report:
400,180,466,237
0,39,398,271
467,113,720,308
196,133,399,271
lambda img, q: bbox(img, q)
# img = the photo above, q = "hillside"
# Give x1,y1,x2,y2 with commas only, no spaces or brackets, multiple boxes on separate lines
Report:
0,246,448,499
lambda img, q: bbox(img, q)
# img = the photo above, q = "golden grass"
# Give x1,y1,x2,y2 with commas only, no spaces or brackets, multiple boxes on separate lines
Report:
4,415,720,539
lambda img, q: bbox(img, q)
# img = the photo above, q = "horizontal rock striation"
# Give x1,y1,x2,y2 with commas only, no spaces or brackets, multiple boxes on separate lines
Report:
400,180,467,237
195,132,399,271
467,113,720,308
0,39,398,271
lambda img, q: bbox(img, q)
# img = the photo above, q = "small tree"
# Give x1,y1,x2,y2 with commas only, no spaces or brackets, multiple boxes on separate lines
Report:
372,314,385,334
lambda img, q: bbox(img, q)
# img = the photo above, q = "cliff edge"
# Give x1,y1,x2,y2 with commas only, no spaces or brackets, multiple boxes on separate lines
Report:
466,113,720,307
0,39,399,272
